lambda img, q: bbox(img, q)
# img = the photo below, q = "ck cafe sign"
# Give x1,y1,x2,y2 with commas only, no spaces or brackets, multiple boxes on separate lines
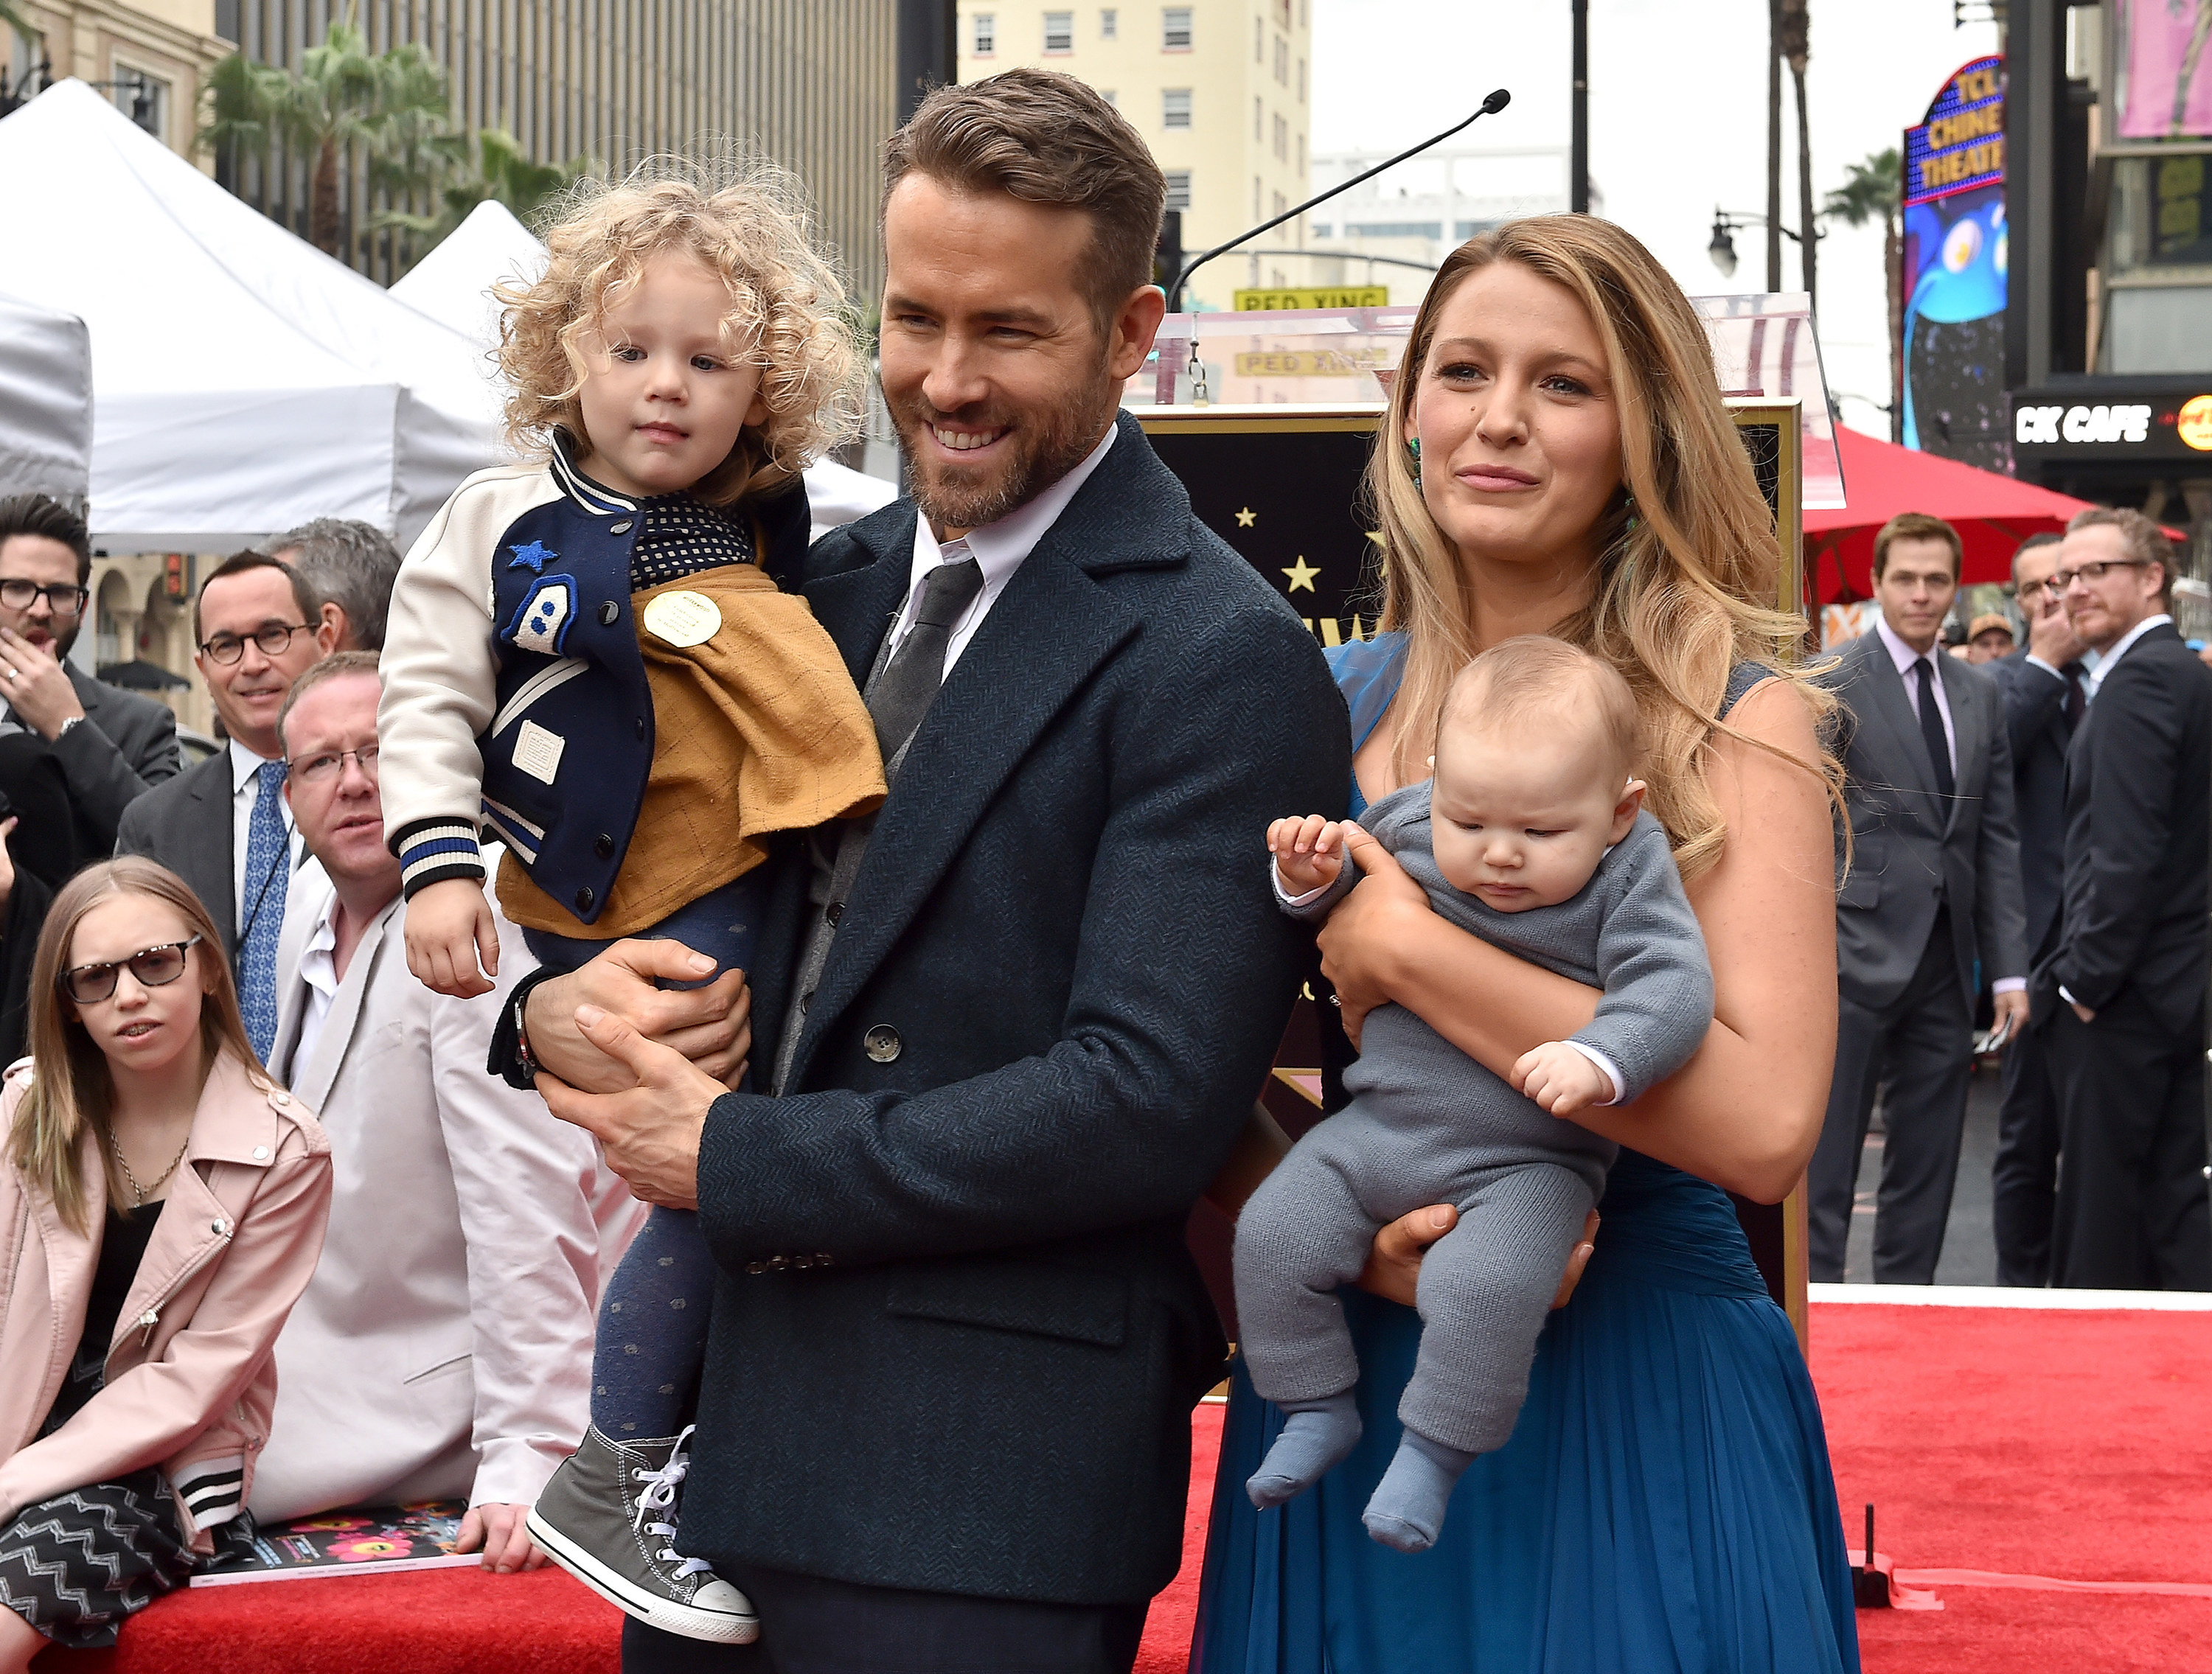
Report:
2012,391,2212,458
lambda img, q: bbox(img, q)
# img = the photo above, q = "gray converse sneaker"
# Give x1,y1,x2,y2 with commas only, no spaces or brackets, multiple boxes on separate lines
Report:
526,1425,759,1644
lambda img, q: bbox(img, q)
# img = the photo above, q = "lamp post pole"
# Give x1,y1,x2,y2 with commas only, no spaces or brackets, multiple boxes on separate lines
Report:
1571,0,1590,214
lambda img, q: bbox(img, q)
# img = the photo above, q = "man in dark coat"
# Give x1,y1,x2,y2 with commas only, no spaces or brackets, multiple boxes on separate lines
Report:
1985,532,2086,1285
0,494,181,857
504,71,1346,1673
2038,507,2212,1290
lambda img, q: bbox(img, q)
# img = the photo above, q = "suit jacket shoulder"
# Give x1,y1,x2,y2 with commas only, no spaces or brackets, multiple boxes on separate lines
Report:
114,750,236,947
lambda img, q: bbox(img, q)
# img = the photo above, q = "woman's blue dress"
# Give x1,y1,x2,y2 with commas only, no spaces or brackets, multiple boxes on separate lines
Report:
1192,633,1859,1674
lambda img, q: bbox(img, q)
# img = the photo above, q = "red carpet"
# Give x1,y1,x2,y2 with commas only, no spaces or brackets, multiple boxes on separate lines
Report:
37,1299,2209,1672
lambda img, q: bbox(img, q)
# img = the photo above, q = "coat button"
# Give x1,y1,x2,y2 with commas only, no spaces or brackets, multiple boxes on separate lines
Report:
825,901,843,926
252,1145,270,1160
611,519,633,534
272,1091,291,1106
594,834,614,859
598,601,619,627
633,716,647,741
745,1261,767,1275
863,1024,900,1063
575,886,596,913
768,1255,790,1272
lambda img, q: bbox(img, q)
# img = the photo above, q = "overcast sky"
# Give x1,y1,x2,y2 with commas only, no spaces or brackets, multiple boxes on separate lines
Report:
1310,0,2006,436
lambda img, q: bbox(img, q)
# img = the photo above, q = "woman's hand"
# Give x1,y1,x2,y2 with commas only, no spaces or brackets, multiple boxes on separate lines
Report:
1357,1204,1600,1310
1315,827,1433,1045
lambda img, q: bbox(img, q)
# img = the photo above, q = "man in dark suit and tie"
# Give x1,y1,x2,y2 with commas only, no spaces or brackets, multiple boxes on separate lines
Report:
1986,533,2088,1285
492,70,1346,1673
1809,512,2028,1283
2039,508,2212,1290
115,551,335,1059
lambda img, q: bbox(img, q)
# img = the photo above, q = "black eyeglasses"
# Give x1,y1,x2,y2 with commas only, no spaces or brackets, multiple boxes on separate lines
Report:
199,621,311,665
2052,557,2151,590
285,745,380,786
60,934,204,1005
0,579,89,617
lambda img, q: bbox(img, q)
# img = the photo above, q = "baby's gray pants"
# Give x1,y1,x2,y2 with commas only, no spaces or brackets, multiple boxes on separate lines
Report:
1234,1109,1598,1456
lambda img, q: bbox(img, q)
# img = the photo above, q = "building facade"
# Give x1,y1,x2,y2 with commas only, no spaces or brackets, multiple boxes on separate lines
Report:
4,0,231,159
1304,144,1571,305
220,0,901,288
956,0,1310,310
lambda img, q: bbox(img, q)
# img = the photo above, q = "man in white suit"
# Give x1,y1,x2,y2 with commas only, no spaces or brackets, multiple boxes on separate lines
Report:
250,652,642,1569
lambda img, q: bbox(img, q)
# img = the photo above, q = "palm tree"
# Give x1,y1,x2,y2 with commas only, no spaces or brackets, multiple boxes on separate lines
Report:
1826,147,1904,440
378,127,597,261
199,16,454,258
1779,0,1815,306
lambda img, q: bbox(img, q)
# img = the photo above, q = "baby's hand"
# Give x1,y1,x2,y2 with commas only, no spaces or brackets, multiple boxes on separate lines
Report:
404,876,502,1000
1512,1041,1612,1117
1267,814,1352,896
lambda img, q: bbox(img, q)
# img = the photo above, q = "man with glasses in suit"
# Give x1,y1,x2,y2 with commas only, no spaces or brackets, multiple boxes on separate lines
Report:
0,494,181,857
1809,512,2028,1284
2038,507,2212,1289
116,551,335,1061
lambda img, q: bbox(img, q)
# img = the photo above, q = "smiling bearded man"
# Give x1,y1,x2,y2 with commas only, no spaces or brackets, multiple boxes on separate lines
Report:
493,68,1348,1674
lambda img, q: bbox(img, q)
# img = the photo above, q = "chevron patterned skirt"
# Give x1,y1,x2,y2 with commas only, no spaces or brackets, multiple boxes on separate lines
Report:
0,1470,198,1648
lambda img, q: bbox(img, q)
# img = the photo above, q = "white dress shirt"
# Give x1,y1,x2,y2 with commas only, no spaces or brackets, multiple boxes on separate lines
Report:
288,893,342,1074
228,737,301,924
891,424,1118,674
1874,615,1956,771
2086,612,2171,699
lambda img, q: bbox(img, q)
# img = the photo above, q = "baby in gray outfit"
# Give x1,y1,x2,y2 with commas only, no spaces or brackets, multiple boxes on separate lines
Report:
1236,636,1712,1552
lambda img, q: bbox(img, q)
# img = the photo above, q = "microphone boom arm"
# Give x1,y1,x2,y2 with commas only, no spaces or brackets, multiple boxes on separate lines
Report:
1165,88,1512,313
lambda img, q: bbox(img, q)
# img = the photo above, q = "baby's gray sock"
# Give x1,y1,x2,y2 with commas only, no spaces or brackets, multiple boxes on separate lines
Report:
1363,1427,1478,1553
1245,1391,1362,1510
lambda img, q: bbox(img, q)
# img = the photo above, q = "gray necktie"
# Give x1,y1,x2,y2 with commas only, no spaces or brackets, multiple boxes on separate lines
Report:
871,555,984,770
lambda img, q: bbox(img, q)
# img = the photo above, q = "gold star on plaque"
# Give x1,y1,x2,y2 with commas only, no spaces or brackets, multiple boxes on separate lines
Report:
1236,506,1257,528
1281,555,1320,593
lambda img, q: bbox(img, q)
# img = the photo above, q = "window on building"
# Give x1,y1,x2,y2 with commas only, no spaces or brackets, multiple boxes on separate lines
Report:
1274,35,1287,83
1164,169,1192,212
1298,57,1307,101
1253,175,1262,217
109,63,168,140
1163,86,1192,128
1100,7,1117,38
973,13,995,54
1273,190,1287,217
1164,7,1192,49
1044,11,1074,52
1253,96,1262,140
1253,17,1263,60
1296,133,1304,174
1100,88,1118,105
1349,220,1444,239
1273,113,1287,161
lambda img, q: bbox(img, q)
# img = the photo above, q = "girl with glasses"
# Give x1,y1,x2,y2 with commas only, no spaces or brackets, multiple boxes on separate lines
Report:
0,858,331,1667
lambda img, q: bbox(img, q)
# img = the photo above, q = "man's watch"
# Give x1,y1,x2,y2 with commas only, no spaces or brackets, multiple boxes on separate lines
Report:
55,715,83,741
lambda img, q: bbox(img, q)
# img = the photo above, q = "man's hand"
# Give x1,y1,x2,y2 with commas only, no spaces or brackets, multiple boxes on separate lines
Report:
1357,1204,1599,1311
0,627,85,741
455,1502,546,1573
403,877,501,999
521,940,751,1092
2026,600,2087,669
1267,814,1353,897
537,1005,728,1209
1989,988,2031,1047
1512,1040,1612,1116
1315,826,1430,1047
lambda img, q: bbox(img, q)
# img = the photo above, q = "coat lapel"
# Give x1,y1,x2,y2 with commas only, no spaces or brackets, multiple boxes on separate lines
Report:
1854,632,1938,806
184,758,238,952
291,899,398,1112
1936,652,1980,839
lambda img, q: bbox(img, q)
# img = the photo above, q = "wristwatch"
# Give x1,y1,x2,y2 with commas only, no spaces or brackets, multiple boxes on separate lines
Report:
55,715,83,741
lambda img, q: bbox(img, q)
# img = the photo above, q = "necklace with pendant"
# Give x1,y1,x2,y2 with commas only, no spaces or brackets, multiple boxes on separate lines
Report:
105,1120,191,1208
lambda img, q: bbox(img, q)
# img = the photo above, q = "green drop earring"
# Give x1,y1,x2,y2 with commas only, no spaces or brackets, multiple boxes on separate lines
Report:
1408,436,1422,486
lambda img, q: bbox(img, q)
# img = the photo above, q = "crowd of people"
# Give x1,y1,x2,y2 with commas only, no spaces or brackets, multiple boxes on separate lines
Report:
0,63,2201,1674
1808,508,2211,1292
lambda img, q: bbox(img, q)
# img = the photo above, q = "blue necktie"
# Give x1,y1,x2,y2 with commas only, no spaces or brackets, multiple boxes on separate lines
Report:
238,758,290,1062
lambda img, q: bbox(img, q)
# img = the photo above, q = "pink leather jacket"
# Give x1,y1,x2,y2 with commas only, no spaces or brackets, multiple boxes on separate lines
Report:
0,1051,330,1551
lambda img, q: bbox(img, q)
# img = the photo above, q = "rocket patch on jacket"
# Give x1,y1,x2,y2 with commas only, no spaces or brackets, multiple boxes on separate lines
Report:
502,576,577,657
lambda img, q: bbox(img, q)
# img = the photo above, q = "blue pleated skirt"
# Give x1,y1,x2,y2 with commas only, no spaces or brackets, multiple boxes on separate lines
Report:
1193,1152,1860,1674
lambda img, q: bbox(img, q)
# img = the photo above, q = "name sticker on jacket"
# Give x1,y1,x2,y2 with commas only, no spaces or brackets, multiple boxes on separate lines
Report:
502,576,577,656
514,720,566,784
641,590,722,649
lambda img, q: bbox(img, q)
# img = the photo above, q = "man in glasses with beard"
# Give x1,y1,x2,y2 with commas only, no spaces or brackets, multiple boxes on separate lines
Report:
493,69,1346,1674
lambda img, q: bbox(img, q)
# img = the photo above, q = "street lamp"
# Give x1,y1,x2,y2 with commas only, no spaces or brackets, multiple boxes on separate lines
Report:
1709,211,1739,279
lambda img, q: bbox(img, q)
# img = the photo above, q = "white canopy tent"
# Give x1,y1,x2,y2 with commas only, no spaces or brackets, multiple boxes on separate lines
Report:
0,291,93,509
0,80,498,553
392,198,899,539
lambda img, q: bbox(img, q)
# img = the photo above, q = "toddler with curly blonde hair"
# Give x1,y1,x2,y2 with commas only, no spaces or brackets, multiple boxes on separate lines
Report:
377,161,886,1644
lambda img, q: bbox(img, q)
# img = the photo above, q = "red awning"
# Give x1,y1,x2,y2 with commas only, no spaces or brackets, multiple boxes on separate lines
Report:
1805,427,2105,602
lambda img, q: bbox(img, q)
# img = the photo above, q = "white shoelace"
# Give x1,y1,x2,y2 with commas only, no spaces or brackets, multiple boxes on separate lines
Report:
631,1424,715,1580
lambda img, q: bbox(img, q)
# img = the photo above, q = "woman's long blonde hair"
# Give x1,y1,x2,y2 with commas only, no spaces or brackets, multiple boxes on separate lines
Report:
1372,215,1840,882
6,859,269,1234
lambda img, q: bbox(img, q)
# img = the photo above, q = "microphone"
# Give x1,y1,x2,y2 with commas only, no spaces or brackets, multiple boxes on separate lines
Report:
1164,90,1516,312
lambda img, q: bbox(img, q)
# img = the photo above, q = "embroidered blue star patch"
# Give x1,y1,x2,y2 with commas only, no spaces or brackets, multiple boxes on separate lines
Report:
507,540,557,573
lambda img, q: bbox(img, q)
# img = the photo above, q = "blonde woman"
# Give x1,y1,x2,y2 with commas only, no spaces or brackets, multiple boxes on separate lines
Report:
0,859,330,1667
1197,219,1859,1671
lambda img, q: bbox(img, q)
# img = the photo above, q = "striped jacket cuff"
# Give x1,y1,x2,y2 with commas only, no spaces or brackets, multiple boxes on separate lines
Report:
394,818,486,899
173,1455,246,1529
